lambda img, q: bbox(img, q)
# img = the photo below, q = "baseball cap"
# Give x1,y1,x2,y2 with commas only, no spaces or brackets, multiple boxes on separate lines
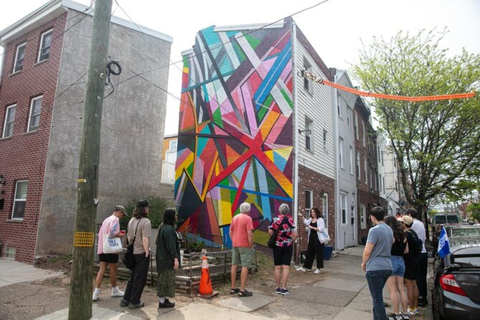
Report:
136,199,149,208
114,205,128,216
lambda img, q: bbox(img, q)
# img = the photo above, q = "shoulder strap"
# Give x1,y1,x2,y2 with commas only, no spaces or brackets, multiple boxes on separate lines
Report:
131,218,142,244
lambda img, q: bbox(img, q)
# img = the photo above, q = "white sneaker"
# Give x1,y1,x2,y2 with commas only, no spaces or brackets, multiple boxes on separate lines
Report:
111,287,124,298
296,266,306,272
92,290,100,302
314,268,320,274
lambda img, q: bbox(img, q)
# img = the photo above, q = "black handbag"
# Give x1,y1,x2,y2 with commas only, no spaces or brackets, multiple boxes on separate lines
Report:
122,219,141,270
268,216,287,248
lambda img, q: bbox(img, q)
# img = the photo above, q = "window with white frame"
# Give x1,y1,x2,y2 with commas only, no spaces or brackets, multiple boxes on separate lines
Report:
354,112,359,140
38,29,53,62
303,59,312,94
27,95,43,132
305,117,313,151
12,180,28,220
2,105,16,138
381,151,384,166
341,192,347,224
377,147,380,164
305,189,313,211
347,108,351,127
349,146,354,175
339,137,344,169
364,157,367,184
383,176,386,193
337,95,343,118
362,121,366,147
379,174,382,193
322,193,328,227
356,150,360,180
360,204,366,229
12,42,26,73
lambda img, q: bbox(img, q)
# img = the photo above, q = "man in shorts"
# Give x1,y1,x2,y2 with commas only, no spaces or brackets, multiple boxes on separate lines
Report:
229,202,254,297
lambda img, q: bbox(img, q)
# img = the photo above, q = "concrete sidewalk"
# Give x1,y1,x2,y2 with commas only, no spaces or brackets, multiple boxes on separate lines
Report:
0,247,432,320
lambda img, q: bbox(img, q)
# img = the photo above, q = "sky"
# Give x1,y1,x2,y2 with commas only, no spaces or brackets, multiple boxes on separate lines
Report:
1,0,479,135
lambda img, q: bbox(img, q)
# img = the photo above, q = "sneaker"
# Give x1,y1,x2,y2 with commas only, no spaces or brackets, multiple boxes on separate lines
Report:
407,308,419,315
314,268,320,274
401,312,410,320
296,267,306,272
92,290,100,302
120,299,129,307
275,287,282,294
158,298,175,308
111,287,124,298
128,302,145,309
280,288,289,295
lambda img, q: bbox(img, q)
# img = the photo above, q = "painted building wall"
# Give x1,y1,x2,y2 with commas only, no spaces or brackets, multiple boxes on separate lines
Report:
175,21,294,247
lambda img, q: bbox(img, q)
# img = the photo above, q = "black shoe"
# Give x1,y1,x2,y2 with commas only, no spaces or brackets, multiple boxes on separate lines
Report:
158,298,175,308
128,302,145,309
120,300,129,307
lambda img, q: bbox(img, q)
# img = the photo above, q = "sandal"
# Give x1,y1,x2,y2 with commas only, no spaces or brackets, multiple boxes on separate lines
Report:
230,288,240,294
238,290,253,297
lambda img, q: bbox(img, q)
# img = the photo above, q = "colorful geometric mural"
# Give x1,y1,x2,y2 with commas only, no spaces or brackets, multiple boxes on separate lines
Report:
174,21,294,248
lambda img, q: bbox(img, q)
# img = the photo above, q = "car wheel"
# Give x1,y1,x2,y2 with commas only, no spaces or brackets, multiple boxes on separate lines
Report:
432,285,446,320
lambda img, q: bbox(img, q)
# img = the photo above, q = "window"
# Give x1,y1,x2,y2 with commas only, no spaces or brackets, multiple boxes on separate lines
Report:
323,130,327,150
303,59,312,94
27,95,43,132
349,146,354,175
347,108,351,127
2,105,16,138
12,181,28,220
354,112,358,139
169,140,178,151
339,137,344,169
305,190,313,210
381,151,384,166
341,193,347,224
12,42,26,73
38,29,53,62
322,193,328,227
395,180,398,191
364,157,367,184
362,121,366,147
360,204,366,229
305,118,313,151
337,95,343,118
377,147,380,164
383,176,386,193
356,151,360,180
379,174,382,193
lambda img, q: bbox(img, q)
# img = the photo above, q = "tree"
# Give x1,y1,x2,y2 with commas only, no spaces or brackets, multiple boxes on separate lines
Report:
352,29,480,231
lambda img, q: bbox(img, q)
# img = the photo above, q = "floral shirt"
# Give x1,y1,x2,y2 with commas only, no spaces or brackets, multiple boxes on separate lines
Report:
268,214,296,247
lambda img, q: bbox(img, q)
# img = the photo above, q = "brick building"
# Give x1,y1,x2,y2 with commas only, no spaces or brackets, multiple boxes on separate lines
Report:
0,0,172,263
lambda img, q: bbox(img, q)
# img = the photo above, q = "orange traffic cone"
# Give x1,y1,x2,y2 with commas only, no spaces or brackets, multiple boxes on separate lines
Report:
199,256,213,296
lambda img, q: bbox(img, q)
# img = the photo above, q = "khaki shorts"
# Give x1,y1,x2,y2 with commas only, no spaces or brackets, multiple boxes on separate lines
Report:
232,247,254,268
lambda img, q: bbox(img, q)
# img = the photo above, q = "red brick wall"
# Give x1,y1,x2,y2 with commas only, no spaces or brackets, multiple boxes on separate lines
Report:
296,165,335,261
0,13,66,263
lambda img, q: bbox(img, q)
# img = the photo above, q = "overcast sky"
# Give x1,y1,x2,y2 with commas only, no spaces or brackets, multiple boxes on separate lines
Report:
1,0,479,135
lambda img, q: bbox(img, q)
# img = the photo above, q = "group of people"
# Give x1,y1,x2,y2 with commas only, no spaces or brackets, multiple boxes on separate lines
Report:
94,200,180,310
230,202,326,297
362,207,428,320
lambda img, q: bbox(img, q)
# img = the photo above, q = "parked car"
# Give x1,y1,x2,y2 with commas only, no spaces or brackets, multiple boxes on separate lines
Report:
431,225,480,320
431,214,462,248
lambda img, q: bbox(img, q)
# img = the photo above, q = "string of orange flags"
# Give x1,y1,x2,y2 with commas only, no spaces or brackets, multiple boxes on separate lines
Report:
300,70,477,102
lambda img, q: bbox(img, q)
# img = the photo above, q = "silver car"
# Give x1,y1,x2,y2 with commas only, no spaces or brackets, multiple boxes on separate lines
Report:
432,225,480,320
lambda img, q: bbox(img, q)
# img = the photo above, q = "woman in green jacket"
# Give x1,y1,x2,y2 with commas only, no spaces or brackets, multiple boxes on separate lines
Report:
155,208,180,308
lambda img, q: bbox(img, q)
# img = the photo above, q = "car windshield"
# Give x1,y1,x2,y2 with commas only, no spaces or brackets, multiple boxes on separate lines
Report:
435,216,447,224
447,215,460,223
453,247,480,267
452,228,480,237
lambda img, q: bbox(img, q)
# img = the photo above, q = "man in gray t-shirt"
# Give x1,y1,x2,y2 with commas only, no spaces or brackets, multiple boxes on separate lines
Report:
362,207,394,320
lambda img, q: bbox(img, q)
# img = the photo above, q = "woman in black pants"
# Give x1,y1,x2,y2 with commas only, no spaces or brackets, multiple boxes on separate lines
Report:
296,207,325,274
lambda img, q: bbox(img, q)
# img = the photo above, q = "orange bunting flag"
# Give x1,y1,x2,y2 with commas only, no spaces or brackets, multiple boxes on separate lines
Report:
302,71,476,102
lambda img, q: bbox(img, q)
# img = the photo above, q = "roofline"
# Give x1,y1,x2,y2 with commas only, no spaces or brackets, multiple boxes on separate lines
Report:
0,0,172,46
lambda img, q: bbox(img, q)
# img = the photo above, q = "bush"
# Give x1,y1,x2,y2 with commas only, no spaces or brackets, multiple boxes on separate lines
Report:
120,196,175,229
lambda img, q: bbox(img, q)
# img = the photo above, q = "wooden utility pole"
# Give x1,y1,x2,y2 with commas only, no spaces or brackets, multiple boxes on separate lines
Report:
69,0,112,319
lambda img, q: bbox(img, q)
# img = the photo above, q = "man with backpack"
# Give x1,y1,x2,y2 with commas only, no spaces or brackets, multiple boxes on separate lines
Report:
400,215,421,315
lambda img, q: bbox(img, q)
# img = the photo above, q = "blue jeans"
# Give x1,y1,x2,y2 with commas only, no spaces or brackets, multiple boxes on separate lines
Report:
366,269,392,320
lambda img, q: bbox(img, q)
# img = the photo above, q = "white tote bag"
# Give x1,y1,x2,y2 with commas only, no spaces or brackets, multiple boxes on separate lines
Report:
103,234,123,253
318,229,331,244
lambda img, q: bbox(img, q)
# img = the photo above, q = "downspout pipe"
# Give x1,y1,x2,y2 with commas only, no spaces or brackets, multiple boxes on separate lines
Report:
292,20,299,252
332,71,340,251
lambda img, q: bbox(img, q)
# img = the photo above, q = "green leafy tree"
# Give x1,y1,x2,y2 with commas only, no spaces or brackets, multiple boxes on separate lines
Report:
353,29,480,232
120,196,174,229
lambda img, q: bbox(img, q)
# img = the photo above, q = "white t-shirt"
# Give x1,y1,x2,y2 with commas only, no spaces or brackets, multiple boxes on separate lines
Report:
411,218,427,253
